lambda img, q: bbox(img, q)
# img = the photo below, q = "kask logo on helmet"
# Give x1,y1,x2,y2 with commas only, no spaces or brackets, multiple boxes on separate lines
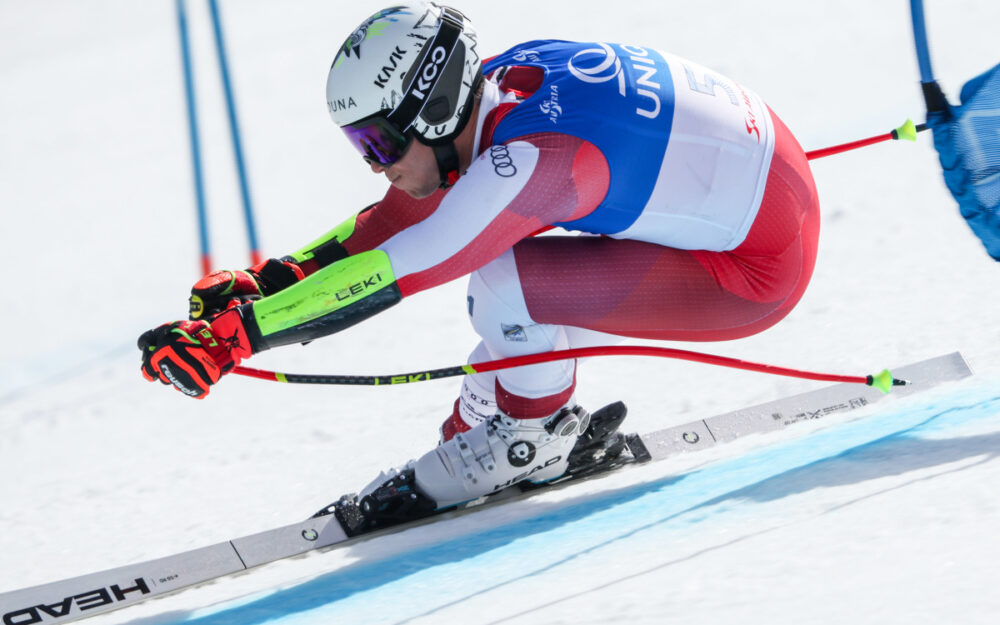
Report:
372,45,408,90
567,43,663,120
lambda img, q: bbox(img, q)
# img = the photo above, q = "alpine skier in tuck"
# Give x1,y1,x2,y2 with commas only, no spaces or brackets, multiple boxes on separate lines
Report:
138,2,820,528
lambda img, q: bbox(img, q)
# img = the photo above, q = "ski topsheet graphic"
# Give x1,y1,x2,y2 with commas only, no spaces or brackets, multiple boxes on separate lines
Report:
0,352,972,625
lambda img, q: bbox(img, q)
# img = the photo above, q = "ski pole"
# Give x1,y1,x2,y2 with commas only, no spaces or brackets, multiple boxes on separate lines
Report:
806,118,926,161
232,345,908,393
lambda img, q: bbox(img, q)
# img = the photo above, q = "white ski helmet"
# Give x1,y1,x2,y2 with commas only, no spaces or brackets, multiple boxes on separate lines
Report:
326,3,482,186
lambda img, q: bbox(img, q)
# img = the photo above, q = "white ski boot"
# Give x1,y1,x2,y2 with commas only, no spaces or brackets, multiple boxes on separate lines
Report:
316,402,638,535
317,407,586,534
411,405,590,508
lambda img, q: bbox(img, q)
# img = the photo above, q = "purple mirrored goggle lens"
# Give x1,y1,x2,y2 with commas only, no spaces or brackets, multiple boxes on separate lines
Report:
342,117,412,166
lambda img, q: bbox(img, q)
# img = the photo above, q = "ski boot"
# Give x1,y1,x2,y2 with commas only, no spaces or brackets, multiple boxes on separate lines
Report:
315,405,588,533
313,467,439,537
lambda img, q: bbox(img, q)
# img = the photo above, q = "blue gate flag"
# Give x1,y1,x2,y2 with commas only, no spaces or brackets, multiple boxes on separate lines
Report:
911,0,1000,259
926,64,1000,259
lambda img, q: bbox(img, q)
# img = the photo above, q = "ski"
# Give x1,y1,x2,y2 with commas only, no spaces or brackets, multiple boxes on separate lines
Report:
0,352,971,625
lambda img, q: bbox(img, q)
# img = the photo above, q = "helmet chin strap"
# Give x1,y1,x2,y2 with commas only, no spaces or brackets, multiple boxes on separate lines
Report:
421,72,483,189
432,142,462,189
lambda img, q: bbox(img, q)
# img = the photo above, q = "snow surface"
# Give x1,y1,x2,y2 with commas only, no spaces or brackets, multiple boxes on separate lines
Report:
1,1,999,624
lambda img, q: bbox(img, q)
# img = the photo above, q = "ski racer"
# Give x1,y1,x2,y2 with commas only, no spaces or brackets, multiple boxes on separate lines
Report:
138,2,820,523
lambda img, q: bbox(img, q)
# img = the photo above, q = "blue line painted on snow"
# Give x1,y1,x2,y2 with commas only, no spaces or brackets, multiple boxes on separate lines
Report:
171,384,1000,625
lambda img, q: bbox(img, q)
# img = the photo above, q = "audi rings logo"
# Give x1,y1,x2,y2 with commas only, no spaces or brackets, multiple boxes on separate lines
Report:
568,43,626,96
489,145,517,177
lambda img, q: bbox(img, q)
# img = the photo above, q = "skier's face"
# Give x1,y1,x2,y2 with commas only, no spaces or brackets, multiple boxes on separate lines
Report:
368,139,440,199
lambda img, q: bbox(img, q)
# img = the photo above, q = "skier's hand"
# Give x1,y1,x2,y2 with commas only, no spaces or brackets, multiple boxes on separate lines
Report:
138,308,253,399
189,260,305,320
189,270,263,321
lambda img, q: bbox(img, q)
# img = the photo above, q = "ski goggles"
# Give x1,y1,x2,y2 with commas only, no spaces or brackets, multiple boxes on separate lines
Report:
342,114,414,167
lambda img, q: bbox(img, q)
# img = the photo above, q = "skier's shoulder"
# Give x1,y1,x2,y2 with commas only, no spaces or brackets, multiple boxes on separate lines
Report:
483,39,575,72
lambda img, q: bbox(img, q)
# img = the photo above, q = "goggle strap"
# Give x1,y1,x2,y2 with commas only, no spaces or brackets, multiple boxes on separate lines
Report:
385,9,463,134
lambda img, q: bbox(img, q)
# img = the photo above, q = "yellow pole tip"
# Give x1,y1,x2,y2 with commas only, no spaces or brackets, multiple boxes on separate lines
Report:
869,369,895,394
895,118,918,142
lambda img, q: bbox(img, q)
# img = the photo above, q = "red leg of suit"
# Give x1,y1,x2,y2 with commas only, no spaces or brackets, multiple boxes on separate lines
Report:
515,111,819,342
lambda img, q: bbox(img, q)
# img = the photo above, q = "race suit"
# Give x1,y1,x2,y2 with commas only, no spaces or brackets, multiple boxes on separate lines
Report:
236,40,820,436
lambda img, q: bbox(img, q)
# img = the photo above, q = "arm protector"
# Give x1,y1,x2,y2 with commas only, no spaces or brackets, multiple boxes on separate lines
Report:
234,204,402,352
241,249,401,351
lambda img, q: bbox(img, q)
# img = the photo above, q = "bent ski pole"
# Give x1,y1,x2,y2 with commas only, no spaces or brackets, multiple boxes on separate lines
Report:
232,345,908,393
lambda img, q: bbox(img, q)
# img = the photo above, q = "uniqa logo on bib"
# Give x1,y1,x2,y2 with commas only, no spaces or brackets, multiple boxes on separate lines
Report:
566,42,663,119
567,43,627,96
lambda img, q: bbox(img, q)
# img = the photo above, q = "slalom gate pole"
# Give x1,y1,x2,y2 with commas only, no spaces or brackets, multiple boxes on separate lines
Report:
232,345,908,393
805,119,927,161
208,0,263,266
909,0,936,84
176,0,213,276
908,0,950,116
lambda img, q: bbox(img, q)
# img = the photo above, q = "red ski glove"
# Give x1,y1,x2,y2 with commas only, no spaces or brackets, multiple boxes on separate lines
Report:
189,259,305,321
189,270,262,321
138,308,253,399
